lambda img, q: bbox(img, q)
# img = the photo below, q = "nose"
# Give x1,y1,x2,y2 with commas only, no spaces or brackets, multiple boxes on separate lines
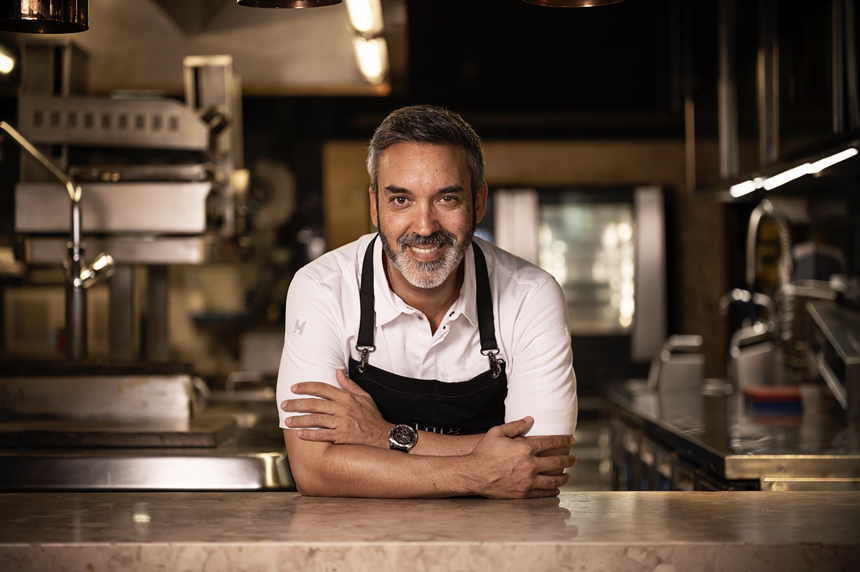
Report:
412,201,441,236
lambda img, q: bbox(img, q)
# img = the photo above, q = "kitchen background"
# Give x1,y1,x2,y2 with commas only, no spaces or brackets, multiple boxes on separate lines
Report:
0,0,857,493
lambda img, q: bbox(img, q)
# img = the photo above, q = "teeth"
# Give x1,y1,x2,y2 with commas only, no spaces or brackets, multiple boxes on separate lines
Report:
411,244,440,254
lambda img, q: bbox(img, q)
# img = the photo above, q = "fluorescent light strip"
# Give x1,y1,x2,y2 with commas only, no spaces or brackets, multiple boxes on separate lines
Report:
729,177,764,198
809,148,858,173
762,163,812,190
729,180,757,198
729,147,857,197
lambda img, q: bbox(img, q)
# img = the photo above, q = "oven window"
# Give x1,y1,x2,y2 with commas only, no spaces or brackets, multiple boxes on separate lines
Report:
540,196,635,335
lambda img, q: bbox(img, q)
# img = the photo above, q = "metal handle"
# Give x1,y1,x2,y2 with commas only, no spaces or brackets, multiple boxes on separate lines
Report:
813,350,849,411
0,121,80,204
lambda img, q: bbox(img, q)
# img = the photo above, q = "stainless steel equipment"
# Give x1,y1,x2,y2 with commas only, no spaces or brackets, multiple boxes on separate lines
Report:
0,43,291,492
491,185,667,376
807,300,860,425
609,380,860,491
12,43,246,361
0,361,293,491
737,200,839,384
0,121,115,360
646,335,705,393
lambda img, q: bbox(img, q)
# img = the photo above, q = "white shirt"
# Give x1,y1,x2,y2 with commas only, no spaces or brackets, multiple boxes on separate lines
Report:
276,233,577,436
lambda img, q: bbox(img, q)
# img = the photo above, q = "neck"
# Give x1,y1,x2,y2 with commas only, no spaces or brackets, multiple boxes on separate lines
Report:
383,252,465,334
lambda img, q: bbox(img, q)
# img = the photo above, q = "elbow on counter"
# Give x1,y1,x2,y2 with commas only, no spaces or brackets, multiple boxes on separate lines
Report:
283,429,342,497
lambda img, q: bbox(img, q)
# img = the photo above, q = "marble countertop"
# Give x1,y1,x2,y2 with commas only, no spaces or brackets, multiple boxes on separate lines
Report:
2,491,859,571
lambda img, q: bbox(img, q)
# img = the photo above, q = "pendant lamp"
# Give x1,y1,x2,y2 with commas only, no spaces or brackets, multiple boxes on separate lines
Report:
236,0,341,7
0,0,88,33
524,0,622,6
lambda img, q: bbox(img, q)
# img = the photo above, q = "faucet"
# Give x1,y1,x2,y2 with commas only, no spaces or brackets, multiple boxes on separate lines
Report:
746,199,793,294
1,121,115,360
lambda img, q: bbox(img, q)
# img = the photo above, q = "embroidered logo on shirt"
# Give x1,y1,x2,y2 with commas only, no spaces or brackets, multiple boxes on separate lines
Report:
293,318,307,336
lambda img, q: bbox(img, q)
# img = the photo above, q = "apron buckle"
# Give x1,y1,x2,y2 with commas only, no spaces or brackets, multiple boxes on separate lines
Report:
356,345,376,373
482,349,504,379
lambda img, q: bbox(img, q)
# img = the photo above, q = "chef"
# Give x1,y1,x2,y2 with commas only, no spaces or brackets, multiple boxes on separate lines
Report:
277,105,578,498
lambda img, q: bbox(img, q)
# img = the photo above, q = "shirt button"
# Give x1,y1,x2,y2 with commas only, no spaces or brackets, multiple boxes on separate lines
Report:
449,312,454,317
417,316,423,320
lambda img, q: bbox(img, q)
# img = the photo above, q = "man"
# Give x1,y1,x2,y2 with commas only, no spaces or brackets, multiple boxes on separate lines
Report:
277,105,577,498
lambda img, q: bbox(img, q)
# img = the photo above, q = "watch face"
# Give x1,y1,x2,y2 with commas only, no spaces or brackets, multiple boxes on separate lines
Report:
390,424,417,447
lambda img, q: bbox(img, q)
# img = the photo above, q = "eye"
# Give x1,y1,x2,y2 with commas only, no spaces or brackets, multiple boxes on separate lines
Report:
391,196,409,206
439,195,458,204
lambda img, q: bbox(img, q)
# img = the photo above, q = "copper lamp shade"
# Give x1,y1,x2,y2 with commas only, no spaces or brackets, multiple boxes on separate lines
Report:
524,0,623,6
0,0,88,33
236,0,341,7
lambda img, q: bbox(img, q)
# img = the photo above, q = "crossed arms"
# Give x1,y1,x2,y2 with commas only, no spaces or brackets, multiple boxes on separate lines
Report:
281,370,577,499
278,255,578,498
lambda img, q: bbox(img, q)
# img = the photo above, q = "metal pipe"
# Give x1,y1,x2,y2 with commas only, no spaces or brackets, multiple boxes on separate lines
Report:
718,0,739,179
0,121,80,207
66,243,86,360
834,0,846,134
0,120,113,360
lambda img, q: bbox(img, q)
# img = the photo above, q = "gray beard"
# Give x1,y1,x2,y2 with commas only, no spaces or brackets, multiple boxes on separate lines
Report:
380,229,471,289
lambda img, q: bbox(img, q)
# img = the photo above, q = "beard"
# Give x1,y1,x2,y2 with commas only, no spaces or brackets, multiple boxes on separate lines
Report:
379,228,472,289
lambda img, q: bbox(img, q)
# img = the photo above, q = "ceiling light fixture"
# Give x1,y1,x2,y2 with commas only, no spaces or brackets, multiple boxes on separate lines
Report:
353,36,387,85
523,0,623,7
809,148,858,174
0,44,14,74
345,0,383,37
730,148,858,196
729,178,764,198
761,163,811,191
236,0,341,7
0,0,88,33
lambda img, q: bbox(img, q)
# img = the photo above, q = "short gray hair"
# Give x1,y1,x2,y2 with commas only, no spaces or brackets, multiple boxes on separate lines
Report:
367,105,485,200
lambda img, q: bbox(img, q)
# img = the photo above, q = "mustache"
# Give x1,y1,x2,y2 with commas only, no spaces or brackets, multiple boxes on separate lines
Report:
397,231,457,249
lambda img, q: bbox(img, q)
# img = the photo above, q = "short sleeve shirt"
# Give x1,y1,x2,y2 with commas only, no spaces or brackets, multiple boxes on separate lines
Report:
276,234,577,436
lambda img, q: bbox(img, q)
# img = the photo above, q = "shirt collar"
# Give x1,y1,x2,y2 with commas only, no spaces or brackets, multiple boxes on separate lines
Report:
369,235,478,328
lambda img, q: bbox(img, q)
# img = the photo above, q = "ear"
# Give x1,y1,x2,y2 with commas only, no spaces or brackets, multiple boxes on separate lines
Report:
474,182,489,224
369,187,380,229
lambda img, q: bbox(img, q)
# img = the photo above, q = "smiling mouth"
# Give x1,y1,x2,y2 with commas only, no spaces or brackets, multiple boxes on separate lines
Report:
410,244,442,255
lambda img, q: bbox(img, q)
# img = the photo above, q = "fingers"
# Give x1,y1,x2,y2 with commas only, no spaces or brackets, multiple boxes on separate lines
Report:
534,453,578,474
289,382,341,400
494,416,534,439
335,369,370,397
533,471,571,491
284,414,334,429
281,397,334,414
293,428,337,442
529,434,576,454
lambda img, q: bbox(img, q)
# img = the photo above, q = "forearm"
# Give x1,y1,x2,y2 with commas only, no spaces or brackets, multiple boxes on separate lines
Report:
396,430,484,456
285,430,477,498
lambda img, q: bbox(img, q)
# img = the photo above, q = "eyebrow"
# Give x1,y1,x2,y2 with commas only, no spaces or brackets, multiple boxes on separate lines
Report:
383,185,466,196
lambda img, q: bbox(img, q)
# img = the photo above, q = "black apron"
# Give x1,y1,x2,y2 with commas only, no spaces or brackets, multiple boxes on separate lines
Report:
347,236,507,435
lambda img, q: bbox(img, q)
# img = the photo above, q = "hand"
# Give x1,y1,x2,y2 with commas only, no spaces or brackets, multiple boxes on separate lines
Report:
465,417,577,499
281,370,391,448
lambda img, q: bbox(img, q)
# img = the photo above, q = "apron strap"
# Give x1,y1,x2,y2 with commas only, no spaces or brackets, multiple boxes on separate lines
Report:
356,236,377,372
472,242,503,378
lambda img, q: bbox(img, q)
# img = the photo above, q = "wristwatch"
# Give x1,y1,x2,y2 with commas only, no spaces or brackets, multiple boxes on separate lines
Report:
388,424,418,453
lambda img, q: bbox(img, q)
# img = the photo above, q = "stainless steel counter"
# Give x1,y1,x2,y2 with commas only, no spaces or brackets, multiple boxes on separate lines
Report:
0,401,294,491
607,380,860,490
